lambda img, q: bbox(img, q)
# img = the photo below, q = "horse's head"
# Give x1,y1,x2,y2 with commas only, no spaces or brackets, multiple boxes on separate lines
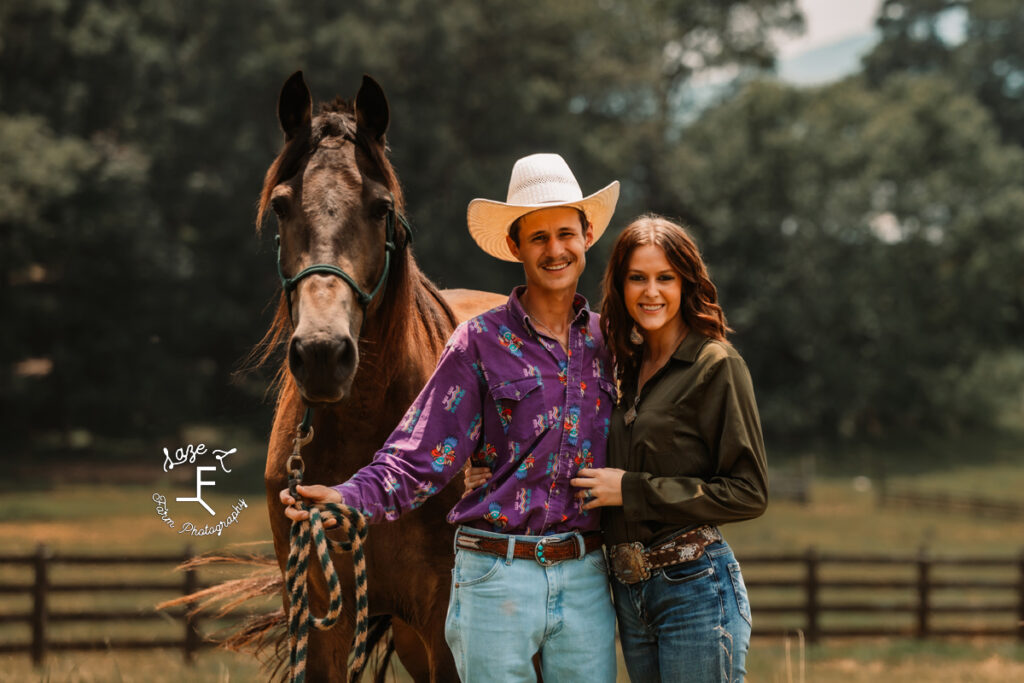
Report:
259,71,411,404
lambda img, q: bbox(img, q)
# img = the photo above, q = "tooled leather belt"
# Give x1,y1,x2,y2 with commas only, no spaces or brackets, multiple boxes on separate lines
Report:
609,525,722,584
455,529,603,566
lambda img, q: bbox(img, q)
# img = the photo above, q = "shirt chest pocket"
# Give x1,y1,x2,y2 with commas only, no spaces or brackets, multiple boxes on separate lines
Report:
641,415,709,478
489,377,546,445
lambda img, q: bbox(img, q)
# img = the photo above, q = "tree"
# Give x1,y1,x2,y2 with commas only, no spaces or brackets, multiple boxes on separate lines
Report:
864,0,1024,147
288,0,803,296
1,0,805,448
667,74,1024,442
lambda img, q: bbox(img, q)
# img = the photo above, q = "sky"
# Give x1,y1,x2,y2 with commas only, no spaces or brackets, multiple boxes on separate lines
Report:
685,1,886,89
777,0,884,59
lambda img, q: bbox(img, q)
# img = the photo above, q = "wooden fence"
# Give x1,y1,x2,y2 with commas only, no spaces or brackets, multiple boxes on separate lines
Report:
743,548,1024,643
876,486,1024,520
768,458,816,506
0,545,263,665
1,545,1022,665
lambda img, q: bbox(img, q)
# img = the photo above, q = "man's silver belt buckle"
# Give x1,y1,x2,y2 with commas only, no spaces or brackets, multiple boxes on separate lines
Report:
534,536,563,566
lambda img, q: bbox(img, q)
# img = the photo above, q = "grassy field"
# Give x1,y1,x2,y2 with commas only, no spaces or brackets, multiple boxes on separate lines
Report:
1,636,1021,682
1,437,1022,681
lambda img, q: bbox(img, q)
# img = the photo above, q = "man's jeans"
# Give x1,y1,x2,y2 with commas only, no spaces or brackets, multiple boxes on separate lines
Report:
444,527,617,682
611,540,752,683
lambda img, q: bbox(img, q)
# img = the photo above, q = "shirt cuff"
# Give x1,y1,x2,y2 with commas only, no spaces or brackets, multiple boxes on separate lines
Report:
620,471,652,522
331,482,356,508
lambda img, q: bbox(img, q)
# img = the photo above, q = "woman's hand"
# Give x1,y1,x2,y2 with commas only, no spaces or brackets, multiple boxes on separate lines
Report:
570,467,626,510
279,484,344,527
462,465,492,498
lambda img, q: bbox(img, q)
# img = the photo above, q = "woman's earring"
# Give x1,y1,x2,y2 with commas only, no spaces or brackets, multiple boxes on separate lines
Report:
629,325,644,345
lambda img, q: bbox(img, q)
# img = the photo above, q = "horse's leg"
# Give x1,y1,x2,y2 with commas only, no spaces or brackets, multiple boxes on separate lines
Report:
305,553,357,682
399,544,459,682
421,602,460,683
361,515,458,683
392,619,432,681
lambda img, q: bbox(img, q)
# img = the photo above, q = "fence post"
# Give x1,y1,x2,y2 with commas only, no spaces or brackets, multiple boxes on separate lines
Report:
1018,548,1024,643
875,466,887,509
799,453,815,505
183,545,200,663
916,547,930,639
31,543,50,667
805,546,819,644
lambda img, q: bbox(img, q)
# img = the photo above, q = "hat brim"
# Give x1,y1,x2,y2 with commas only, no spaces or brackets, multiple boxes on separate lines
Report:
467,181,620,262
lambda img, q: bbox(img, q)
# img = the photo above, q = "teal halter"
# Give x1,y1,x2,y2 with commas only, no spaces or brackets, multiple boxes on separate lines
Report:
275,193,412,320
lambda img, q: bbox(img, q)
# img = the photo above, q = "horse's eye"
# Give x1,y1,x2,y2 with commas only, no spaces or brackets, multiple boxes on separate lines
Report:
270,196,288,219
370,200,391,221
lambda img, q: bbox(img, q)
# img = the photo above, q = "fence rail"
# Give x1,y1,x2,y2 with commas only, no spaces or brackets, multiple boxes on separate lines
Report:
1,545,1022,665
743,548,1024,643
0,545,267,665
876,487,1024,520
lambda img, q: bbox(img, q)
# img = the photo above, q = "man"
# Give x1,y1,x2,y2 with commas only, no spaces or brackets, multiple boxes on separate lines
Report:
281,153,620,682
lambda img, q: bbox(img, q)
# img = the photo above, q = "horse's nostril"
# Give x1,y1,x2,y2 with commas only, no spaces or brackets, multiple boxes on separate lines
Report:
289,339,306,378
337,338,356,370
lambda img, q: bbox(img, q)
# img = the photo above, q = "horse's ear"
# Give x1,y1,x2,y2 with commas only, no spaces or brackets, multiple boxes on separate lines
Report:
278,70,312,141
355,74,389,141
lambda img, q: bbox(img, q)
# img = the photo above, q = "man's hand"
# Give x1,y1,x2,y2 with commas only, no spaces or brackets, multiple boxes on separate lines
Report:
279,484,344,528
462,465,492,498
570,467,626,510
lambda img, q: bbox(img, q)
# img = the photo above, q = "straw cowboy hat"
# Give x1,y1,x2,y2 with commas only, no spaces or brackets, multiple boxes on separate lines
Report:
467,153,620,262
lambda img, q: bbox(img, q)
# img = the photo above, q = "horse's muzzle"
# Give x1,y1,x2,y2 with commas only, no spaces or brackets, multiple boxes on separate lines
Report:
288,334,357,402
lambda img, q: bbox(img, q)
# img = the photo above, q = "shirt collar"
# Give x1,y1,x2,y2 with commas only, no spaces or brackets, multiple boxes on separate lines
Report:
508,285,591,336
671,329,710,363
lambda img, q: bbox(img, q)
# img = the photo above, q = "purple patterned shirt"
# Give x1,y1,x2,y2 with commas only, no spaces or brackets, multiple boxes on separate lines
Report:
333,286,616,536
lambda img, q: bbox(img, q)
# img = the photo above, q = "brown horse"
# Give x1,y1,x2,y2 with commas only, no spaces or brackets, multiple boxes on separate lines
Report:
258,71,504,681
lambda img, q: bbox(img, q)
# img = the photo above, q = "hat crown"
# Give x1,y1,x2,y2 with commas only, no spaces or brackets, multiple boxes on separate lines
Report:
506,153,584,206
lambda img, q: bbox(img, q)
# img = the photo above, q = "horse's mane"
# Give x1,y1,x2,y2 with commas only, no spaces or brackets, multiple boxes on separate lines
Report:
244,97,457,399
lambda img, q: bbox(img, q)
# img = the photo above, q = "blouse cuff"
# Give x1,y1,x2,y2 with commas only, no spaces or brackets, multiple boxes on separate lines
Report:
620,471,652,522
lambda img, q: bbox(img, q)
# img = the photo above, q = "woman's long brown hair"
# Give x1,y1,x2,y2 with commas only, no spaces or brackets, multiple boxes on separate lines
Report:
600,214,732,388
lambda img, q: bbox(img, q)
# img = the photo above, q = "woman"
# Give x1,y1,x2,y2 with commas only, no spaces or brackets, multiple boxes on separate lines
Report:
466,214,767,682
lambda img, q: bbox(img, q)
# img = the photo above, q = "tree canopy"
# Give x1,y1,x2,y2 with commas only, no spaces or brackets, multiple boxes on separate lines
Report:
2,0,1021,455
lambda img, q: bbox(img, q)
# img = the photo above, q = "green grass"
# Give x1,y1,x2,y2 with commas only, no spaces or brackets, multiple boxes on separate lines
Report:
747,639,1024,683
0,649,264,682
1,640,1021,682
727,477,1024,556
0,483,271,554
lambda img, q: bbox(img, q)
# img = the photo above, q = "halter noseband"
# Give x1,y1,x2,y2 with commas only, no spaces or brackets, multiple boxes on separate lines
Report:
275,192,413,320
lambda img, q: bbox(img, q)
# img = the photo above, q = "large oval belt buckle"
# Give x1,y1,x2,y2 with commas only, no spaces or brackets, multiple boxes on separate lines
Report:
609,542,650,584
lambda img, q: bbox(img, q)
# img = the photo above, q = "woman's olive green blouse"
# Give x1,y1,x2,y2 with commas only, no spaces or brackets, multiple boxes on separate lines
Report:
603,332,768,548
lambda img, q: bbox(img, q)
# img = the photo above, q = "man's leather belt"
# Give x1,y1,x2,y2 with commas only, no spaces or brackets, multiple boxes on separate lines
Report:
609,525,722,584
456,530,603,566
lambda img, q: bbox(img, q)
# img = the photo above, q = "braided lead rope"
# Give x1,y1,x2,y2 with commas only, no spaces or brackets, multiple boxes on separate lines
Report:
286,500,369,683
285,420,370,683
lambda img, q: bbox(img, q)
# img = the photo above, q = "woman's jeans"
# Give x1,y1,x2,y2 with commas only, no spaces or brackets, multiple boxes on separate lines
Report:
611,539,752,683
443,527,617,682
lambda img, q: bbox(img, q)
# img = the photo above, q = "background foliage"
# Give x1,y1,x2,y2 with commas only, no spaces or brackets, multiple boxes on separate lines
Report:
2,0,1021,457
